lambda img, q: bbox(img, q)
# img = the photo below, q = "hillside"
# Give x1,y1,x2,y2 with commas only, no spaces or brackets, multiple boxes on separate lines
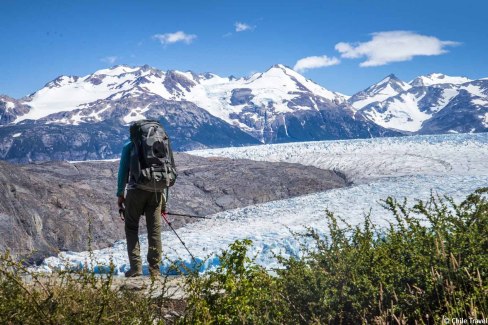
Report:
0,153,346,263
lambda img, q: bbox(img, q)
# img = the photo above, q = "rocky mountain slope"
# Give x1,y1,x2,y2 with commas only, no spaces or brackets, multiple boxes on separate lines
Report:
0,95,261,162
0,153,346,263
0,95,30,125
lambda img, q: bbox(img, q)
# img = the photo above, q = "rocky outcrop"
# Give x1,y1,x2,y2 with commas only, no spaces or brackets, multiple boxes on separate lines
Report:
419,89,488,134
0,96,31,125
0,153,346,263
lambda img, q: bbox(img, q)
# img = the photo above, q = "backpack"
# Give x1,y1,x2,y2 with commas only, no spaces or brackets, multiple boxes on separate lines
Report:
129,119,177,191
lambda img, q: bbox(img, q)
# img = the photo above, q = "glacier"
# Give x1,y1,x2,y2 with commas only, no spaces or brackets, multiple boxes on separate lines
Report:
39,133,488,275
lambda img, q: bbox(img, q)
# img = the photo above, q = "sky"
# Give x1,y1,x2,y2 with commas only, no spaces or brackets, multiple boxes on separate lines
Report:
1,0,487,98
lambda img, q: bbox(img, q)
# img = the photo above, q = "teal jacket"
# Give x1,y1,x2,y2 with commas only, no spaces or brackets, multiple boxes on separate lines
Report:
116,141,133,197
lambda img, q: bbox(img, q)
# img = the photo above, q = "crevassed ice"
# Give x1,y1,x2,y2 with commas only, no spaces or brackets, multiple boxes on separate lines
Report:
38,133,488,275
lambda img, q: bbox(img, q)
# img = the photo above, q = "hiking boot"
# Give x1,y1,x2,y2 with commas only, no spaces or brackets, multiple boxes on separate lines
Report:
124,267,142,278
149,265,160,278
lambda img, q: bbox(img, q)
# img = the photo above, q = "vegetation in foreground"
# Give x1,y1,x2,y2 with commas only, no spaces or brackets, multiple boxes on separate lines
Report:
1,188,487,324
0,254,184,324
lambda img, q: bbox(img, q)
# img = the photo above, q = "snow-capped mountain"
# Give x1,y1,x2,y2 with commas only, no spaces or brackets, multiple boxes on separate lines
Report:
11,64,347,127
348,74,412,110
0,64,399,162
350,73,488,133
1,66,486,162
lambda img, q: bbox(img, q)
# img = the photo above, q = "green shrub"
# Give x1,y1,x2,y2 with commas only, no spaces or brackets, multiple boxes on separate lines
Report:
183,188,488,324
277,188,488,324
182,239,287,324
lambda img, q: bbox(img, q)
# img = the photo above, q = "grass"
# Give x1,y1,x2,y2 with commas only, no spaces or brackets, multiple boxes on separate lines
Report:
0,252,186,324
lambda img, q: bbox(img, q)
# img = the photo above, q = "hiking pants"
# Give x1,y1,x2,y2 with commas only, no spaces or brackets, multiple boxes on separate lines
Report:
124,188,165,270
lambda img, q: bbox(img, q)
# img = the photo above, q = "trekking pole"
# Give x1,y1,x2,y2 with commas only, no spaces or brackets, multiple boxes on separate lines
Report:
166,212,209,219
161,212,197,263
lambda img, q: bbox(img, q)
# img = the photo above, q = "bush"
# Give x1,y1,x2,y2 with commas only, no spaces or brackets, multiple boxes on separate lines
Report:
183,188,488,324
182,239,286,324
277,188,488,324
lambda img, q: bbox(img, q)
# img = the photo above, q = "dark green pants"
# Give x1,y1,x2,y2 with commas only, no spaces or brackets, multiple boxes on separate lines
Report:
124,188,165,270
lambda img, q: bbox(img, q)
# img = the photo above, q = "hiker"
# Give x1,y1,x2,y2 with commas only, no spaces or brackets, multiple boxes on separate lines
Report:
116,119,177,277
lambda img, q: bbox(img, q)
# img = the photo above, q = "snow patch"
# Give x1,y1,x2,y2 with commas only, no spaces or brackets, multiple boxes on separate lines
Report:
472,98,488,106
140,75,171,98
364,93,430,132
462,84,485,97
351,76,411,110
14,72,137,122
87,104,112,121
431,88,459,112
411,73,472,86
123,105,151,124
94,65,140,76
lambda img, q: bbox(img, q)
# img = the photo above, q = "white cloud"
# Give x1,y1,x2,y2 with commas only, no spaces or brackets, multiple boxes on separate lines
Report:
153,31,197,45
101,56,117,64
293,55,340,73
235,22,253,32
335,31,460,67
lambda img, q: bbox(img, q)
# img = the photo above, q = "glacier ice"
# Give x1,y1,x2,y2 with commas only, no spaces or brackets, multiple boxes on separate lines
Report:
39,133,488,275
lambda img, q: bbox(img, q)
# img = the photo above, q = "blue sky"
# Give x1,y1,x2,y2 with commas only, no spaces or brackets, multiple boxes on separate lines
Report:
1,0,487,98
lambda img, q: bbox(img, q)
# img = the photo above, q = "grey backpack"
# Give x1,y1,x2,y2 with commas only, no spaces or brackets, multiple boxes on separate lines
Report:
129,119,177,190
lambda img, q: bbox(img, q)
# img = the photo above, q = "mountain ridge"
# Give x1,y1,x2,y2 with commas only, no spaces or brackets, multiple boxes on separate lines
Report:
351,73,488,133
0,65,486,162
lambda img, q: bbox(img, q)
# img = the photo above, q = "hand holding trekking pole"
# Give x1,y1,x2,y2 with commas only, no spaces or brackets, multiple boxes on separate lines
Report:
118,205,125,221
117,196,125,221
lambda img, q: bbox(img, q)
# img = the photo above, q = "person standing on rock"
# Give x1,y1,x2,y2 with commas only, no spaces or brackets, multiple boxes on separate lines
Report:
116,119,177,278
